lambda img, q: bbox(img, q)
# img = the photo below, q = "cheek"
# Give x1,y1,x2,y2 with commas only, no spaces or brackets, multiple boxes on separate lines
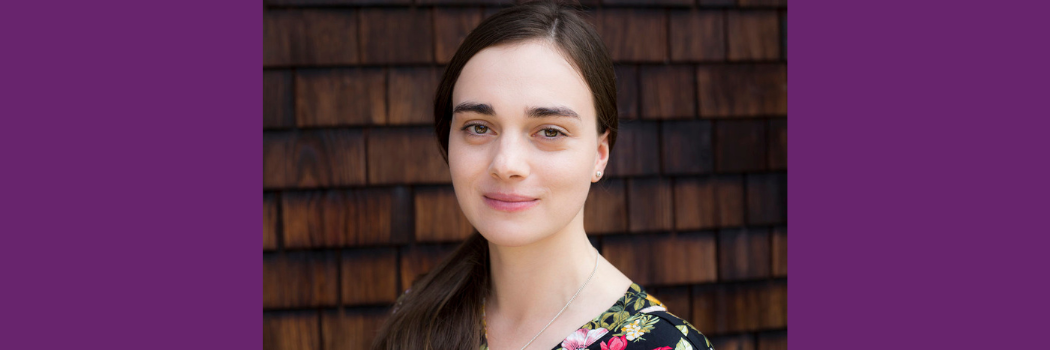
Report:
538,150,594,199
447,139,486,201
448,139,481,173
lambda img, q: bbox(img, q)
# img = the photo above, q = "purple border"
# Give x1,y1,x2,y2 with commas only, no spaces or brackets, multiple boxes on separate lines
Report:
5,0,1049,348
791,0,1049,349
3,1,260,349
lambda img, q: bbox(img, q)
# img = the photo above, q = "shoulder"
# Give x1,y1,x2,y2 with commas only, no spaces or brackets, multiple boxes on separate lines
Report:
619,310,714,350
584,284,714,350
638,309,713,346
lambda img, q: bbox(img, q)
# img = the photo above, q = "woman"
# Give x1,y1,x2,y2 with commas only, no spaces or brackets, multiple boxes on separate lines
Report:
373,1,713,350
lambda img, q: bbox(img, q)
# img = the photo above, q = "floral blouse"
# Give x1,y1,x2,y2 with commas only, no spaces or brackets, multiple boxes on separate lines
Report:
481,283,713,350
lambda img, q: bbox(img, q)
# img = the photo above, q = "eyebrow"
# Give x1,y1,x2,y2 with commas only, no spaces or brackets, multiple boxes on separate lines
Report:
453,102,581,120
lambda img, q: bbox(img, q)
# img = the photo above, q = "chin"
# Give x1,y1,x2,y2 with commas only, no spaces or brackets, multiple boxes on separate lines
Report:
475,221,552,248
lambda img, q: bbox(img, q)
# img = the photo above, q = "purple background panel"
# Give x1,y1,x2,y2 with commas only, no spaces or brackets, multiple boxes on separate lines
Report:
791,0,1050,349
1,0,260,349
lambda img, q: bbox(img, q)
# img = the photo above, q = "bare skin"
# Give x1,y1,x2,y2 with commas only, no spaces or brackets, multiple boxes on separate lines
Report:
448,39,634,350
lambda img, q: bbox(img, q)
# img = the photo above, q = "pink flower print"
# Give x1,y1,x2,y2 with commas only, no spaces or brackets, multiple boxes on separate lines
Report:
652,347,672,350
562,328,609,350
600,335,628,350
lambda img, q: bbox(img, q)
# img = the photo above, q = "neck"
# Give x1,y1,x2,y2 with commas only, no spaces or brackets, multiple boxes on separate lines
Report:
486,212,598,325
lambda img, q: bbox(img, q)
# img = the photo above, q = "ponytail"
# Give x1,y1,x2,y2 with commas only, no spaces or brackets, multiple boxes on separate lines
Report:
371,232,489,350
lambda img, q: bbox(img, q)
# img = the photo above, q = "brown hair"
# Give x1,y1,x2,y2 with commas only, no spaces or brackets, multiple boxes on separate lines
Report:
372,1,617,349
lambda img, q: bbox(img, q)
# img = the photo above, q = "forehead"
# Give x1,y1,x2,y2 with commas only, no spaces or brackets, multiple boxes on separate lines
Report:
452,40,595,121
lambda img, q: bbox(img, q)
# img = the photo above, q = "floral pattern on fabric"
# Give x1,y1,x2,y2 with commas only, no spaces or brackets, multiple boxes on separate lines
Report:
481,283,713,350
562,328,609,350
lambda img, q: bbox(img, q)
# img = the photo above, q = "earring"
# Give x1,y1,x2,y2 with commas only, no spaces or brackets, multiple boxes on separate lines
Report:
596,171,602,178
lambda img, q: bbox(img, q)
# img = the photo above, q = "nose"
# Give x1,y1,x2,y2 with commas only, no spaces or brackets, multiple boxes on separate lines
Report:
488,132,530,181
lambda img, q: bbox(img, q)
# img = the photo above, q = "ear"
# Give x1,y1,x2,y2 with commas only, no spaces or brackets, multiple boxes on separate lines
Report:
593,129,611,183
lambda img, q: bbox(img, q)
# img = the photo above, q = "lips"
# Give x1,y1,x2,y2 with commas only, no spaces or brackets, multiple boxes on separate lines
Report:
482,192,539,212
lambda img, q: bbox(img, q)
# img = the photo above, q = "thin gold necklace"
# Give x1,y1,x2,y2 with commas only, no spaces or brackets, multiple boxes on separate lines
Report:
483,247,600,350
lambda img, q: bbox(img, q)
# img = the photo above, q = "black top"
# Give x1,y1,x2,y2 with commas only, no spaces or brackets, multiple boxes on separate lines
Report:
481,283,714,350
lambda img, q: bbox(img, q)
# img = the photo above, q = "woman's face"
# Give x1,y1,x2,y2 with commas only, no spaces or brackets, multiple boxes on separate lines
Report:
449,40,610,247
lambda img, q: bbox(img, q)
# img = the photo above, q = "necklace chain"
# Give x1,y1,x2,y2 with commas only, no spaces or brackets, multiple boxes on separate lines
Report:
484,247,600,350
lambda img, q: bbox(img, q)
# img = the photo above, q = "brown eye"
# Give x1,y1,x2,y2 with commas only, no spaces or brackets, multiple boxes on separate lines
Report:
473,125,489,134
543,128,560,138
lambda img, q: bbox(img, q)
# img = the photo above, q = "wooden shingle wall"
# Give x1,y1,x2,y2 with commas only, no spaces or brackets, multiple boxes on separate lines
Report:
264,0,787,349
